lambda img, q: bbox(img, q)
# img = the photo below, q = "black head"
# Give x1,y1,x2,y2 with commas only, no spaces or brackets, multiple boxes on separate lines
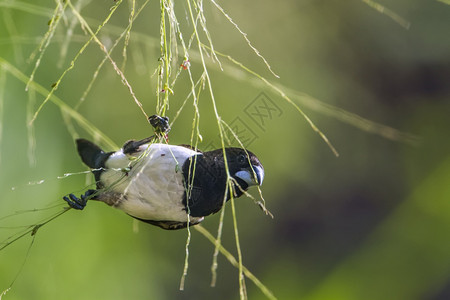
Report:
182,147,264,217
221,148,264,190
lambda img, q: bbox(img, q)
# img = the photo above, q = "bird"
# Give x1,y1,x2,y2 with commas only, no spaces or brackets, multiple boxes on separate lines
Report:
63,137,264,230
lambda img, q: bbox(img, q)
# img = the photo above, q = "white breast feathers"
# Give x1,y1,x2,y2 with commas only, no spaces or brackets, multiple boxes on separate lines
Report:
99,143,201,222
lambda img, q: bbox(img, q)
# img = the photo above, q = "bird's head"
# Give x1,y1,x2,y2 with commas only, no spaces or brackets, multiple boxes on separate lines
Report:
225,148,264,190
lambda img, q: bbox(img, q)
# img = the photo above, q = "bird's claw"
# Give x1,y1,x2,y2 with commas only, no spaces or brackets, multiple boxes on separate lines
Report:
63,194,86,210
63,189,96,210
148,114,171,137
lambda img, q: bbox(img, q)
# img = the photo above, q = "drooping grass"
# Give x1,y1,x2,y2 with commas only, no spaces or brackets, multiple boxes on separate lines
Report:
0,202,71,296
0,57,117,149
29,0,129,125
57,0,91,69
195,225,277,300
26,89,37,167
0,0,422,299
121,0,136,71
76,0,151,110
361,0,411,29
26,0,68,92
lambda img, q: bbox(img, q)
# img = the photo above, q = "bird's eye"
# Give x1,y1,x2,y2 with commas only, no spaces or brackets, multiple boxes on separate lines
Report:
237,154,247,164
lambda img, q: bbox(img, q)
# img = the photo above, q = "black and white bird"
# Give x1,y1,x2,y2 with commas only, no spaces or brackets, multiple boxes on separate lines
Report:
64,137,264,230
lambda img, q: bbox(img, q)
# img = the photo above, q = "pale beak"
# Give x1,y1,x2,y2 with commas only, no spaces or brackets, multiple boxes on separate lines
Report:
235,165,264,186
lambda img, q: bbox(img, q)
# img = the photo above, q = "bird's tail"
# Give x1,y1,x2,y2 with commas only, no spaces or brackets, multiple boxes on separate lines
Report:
76,139,107,169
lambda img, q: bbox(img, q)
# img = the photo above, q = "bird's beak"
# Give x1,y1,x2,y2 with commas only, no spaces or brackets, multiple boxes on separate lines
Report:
235,165,264,186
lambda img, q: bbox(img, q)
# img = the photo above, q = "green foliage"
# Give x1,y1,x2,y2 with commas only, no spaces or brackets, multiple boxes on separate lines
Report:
1,0,449,300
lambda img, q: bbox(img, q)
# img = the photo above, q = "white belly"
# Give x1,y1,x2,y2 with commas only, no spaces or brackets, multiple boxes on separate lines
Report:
100,143,201,222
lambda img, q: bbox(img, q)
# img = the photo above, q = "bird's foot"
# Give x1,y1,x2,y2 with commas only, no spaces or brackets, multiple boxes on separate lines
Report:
122,115,171,154
63,189,96,210
148,114,171,136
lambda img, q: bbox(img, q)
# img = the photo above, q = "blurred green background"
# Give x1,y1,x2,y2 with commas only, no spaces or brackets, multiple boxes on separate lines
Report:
1,0,450,299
